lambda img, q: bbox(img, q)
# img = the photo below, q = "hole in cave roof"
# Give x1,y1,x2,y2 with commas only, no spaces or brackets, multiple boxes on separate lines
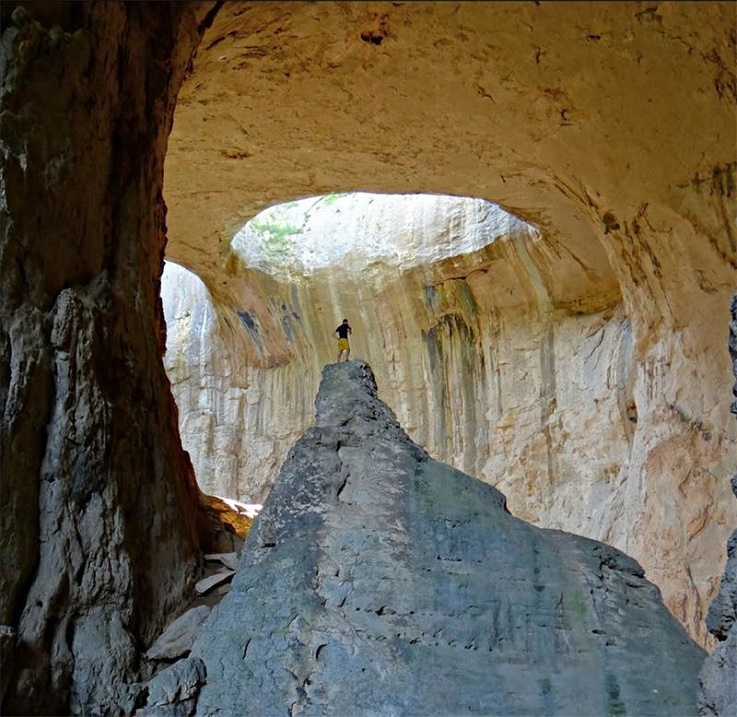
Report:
230,192,538,281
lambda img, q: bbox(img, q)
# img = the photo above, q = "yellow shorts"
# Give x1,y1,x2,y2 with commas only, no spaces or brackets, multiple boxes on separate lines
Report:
337,338,350,351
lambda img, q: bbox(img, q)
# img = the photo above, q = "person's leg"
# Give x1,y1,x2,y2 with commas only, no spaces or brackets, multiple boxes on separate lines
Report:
345,347,350,361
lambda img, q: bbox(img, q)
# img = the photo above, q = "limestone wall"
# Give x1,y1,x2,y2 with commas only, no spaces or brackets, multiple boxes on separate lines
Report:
0,4,213,713
163,260,316,501
163,193,737,649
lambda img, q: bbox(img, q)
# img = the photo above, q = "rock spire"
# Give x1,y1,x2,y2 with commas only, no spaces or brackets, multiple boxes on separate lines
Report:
180,361,704,716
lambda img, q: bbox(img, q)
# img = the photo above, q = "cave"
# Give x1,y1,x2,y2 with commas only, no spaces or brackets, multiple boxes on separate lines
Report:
1,2,735,715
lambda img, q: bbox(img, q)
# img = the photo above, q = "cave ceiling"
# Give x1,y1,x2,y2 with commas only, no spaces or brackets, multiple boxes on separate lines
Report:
163,1,736,299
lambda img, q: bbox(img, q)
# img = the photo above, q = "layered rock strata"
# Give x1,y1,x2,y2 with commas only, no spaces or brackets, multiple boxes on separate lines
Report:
185,361,705,716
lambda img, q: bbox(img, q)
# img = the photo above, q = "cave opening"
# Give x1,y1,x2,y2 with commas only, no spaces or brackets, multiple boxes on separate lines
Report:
3,3,735,712
161,190,634,546
162,159,735,654
229,192,533,280
153,0,737,658
163,191,547,504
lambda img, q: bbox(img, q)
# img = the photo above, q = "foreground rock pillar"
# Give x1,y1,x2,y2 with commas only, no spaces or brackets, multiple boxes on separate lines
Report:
185,360,704,716
0,3,215,713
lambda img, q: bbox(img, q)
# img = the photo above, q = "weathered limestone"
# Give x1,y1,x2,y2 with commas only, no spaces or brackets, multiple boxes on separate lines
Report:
189,361,705,716
134,657,207,717
145,606,212,662
0,3,216,713
194,570,235,596
699,493,737,714
163,190,736,650
162,260,313,500
164,3,737,291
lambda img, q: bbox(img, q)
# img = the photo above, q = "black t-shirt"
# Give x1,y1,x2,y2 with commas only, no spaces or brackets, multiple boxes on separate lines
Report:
336,324,351,339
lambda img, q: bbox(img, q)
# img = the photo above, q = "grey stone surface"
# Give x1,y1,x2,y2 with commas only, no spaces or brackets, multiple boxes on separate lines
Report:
0,4,209,714
134,657,206,717
698,298,737,715
204,552,240,571
0,625,15,701
730,295,737,416
706,526,737,642
192,360,705,716
195,571,235,596
699,518,737,715
146,606,212,661
699,603,737,716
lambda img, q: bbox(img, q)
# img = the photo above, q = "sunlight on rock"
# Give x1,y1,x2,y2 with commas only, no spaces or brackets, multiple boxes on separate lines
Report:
231,193,536,280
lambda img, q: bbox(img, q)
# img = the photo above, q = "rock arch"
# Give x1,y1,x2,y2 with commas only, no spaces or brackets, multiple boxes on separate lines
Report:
1,2,735,713
163,1,737,649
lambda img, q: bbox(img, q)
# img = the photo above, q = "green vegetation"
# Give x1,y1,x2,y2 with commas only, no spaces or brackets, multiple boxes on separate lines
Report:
321,193,344,206
250,220,300,262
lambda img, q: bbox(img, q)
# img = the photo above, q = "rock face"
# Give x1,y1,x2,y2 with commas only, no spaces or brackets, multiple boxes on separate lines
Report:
699,495,737,715
162,190,736,651
190,360,705,716
0,4,216,714
697,297,737,715
145,605,212,662
159,2,737,653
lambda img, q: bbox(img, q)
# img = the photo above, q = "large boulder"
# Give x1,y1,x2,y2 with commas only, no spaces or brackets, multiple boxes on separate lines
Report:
191,360,704,715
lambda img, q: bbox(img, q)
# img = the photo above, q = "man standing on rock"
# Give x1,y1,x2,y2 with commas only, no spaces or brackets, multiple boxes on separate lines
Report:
334,318,352,362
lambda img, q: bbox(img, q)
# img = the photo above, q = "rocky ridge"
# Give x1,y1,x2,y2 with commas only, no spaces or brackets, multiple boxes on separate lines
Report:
139,360,706,716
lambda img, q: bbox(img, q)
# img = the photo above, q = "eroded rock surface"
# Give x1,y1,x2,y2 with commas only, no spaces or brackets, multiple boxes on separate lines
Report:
699,516,737,715
0,4,216,714
145,606,212,662
190,361,704,716
161,1,737,651
697,297,737,715
163,190,736,649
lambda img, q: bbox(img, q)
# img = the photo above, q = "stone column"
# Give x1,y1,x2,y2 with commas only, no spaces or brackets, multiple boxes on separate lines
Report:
0,3,216,713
